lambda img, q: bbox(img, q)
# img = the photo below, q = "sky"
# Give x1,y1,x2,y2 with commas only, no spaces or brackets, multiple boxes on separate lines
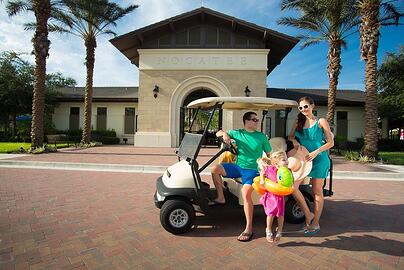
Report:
0,0,403,91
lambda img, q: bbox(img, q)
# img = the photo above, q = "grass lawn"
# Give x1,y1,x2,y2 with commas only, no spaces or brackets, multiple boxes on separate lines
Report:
0,142,31,153
333,149,404,166
379,152,404,166
0,142,72,153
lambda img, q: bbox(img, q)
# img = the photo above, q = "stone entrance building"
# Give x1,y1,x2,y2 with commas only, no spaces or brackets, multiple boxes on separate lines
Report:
110,7,298,147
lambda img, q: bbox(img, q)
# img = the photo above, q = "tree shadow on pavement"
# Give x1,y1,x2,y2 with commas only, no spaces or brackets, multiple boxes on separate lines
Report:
319,199,404,235
277,234,404,256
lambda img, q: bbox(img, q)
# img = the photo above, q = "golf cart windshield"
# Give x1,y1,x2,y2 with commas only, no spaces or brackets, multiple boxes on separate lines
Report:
177,97,297,163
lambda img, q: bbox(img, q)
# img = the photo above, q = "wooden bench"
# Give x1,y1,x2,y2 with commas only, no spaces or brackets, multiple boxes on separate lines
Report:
46,134,78,147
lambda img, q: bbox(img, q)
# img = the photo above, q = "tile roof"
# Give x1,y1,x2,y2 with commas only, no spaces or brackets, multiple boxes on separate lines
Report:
56,87,138,102
267,88,365,106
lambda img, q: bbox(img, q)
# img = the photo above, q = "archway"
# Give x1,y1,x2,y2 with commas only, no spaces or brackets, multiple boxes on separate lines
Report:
169,75,231,147
180,89,222,146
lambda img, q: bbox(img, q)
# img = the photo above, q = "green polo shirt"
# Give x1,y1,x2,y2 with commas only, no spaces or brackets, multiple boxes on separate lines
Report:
228,129,271,170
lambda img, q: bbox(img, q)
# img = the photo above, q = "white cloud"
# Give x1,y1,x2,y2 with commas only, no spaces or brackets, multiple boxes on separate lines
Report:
0,5,35,62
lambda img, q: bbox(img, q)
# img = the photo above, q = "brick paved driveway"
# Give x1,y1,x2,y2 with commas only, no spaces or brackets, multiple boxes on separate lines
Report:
0,168,403,270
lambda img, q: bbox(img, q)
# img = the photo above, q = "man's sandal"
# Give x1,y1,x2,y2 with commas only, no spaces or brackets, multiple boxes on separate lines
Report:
237,231,254,242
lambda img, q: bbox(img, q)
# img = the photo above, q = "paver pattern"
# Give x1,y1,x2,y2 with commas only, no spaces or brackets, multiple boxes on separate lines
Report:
1,166,403,269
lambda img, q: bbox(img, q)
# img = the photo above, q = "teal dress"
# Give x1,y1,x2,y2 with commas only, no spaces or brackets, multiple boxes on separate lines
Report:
295,120,330,179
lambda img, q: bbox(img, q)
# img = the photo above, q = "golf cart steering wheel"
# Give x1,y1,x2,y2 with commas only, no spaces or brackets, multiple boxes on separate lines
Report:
218,136,238,155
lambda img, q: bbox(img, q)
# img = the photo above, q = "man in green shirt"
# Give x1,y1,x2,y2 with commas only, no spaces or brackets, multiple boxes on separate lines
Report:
210,112,271,241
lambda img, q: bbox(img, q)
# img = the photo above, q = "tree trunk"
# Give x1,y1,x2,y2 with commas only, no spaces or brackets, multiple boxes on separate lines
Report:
30,0,51,149
359,0,380,159
81,35,97,145
326,37,342,131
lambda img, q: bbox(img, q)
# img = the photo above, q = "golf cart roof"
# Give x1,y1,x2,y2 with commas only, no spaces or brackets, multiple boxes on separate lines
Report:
187,97,298,110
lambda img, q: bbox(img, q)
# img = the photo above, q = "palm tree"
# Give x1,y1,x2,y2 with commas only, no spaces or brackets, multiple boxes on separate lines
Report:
358,0,402,158
2,0,70,149
59,0,138,145
278,0,359,129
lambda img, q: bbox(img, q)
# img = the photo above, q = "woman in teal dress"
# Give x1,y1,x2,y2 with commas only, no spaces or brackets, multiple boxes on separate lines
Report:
288,96,334,234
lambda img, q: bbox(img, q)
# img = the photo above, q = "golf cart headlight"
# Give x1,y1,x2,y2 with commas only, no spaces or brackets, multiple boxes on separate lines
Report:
156,191,165,201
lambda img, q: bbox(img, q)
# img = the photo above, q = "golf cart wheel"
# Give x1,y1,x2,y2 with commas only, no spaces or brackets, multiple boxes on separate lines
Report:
160,199,195,234
285,197,311,224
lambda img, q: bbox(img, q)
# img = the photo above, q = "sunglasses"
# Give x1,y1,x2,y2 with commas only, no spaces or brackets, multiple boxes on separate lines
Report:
298,105,310,110
249,118,259,122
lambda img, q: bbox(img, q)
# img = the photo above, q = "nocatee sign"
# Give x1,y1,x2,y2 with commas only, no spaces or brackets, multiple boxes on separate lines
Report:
139,49,269,71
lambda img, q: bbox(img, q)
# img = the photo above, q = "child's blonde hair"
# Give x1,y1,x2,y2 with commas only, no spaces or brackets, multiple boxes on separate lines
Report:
257,151,287,171
270,151,287,165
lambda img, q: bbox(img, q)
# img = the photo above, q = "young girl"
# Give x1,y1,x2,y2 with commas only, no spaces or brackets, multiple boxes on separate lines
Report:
257,151,288,243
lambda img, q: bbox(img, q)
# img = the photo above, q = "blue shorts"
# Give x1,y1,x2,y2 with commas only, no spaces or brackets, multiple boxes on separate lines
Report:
222,163,259,185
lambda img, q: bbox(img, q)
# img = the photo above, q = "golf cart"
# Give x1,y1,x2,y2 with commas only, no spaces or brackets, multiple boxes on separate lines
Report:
154,97,333,234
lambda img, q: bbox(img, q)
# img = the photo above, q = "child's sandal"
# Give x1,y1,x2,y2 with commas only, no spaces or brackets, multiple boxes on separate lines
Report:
265,229,274,243
274,232,282,242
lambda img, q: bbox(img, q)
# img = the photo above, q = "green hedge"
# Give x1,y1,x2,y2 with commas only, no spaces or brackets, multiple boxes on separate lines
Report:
378,139,404,151
334,137,404,152
99,136,120,144
55,129,117,142
55,129,116,136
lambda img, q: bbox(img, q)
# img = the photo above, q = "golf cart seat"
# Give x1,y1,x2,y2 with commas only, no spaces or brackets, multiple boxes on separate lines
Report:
223,177,262,205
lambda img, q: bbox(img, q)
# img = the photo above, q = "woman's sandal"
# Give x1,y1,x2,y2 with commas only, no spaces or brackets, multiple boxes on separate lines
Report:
266,229,274,243
304,225,320,235
303,213,315,232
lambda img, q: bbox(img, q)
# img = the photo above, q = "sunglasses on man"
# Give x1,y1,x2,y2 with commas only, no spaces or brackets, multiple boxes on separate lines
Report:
298,105,310,111
248,118,259,122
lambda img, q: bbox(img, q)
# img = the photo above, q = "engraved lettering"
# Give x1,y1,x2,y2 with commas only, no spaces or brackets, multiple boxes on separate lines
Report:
185,57,193,65
227,57,233,65
171,57,179,64
241,57,247,65
199,57,206,65
212,57,219,65
157,57,167,65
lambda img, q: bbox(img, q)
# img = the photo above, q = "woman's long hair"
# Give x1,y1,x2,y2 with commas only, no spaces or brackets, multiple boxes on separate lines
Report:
296,96,314,133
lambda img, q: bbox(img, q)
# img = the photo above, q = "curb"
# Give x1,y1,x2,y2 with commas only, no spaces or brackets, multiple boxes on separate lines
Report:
1,160,403,181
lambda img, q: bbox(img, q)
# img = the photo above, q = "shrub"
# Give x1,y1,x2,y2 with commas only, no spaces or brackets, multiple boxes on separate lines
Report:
378,139,404,152
343,151,375,163
92,129,116,138
344,151,359,161
99,136,120,144
55,129,117,143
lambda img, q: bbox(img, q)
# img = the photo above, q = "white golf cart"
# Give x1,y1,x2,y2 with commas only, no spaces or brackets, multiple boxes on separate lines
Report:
154,97,333,234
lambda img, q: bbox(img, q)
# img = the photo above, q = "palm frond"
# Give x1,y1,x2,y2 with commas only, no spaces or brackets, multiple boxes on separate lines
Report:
5,0,32,16
50,7,74,29
381,2,403,25
23,22,36,31
60,0,137,38
48,24,70,33
278,16,326,34
296,35,326,49
280,0,314,11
